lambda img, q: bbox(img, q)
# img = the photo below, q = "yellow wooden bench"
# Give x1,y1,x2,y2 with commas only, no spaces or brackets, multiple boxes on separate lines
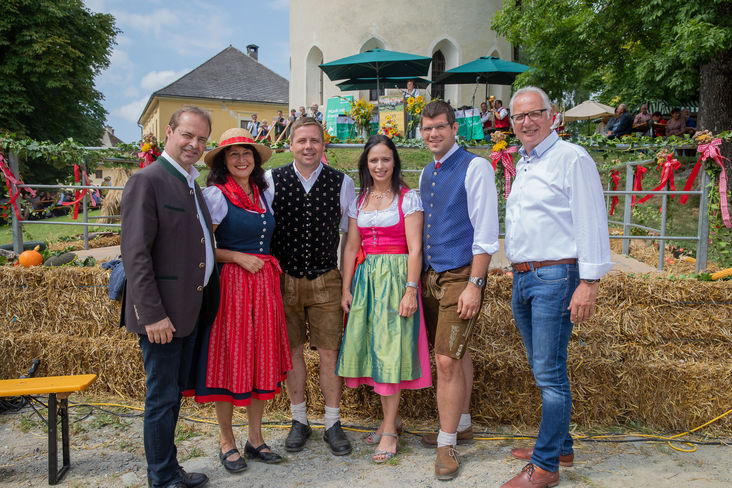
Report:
0,374,97,485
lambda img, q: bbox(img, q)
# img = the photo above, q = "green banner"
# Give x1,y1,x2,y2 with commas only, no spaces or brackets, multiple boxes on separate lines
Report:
325,96,354,136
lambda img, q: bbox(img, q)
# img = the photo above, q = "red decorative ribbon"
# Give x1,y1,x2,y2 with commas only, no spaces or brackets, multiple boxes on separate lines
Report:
0,152,37,219
609,170,620,215
138,146,160,168
220,136,255,146
632,165,647,207
60,164,90,219
637,154,681,205
680,138,730,228
490,146,517,197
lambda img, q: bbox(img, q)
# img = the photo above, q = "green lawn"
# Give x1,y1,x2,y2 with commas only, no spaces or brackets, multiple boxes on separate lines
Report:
0,209,112,246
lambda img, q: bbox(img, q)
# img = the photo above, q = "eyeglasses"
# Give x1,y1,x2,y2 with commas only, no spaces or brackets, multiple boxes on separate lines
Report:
421,123,451,134
510,109,548,123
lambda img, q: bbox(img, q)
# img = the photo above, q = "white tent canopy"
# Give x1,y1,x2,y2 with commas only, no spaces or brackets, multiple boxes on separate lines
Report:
564,100,615,122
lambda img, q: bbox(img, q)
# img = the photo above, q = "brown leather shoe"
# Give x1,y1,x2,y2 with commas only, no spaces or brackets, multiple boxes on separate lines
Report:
435,445,460,480
510,447,574,467
420,426,474,447
500,463,559,488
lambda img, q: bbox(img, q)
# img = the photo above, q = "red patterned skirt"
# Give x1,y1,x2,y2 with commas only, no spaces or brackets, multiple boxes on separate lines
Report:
184,255,292,406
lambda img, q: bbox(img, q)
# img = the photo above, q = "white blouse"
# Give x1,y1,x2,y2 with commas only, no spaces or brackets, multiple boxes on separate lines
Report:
202,185,267,225
347,189,423,228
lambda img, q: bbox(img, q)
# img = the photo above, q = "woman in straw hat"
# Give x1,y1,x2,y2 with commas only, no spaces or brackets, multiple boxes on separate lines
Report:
184,128,291,473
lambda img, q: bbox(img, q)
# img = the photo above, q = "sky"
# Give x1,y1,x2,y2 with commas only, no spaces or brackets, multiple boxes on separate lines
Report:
84,0,290,143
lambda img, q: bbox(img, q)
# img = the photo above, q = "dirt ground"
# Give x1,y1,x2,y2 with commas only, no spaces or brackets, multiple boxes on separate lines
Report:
0,397,729,488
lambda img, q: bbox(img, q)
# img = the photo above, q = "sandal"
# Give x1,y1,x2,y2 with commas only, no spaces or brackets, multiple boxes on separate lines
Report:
372,432,398,464
365,417,403,445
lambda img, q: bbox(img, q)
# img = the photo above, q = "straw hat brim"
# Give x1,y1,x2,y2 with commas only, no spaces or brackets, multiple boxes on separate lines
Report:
204,128,273,167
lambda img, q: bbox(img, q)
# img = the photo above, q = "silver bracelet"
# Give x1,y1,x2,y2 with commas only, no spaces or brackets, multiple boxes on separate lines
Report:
406,281,419,289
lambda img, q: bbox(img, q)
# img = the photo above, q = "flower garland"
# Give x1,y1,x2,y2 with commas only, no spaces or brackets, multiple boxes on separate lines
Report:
488,132,517,197
138,134,161,168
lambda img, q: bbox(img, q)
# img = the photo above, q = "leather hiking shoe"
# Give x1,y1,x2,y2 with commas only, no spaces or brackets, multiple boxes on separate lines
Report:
421,426,474,448
285,420,312,452
435,445,460,480
511,447,574,467
323,421,353,456
500,463,559,488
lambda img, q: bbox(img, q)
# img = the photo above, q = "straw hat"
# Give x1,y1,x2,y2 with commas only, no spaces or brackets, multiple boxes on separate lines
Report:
204,127,273,167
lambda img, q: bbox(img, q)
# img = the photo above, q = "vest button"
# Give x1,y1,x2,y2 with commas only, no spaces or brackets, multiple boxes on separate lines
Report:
427,224,431,228
430,193,434,197
427,255,432,260
428,214,432,218
431,182,435,186
196,214,200,220
427,245,431,249
426,234,430,239
433,172,437,176
200,237,205,245
196,285,203,292
199,262,205,268
430,203,433,208
189,189,194,195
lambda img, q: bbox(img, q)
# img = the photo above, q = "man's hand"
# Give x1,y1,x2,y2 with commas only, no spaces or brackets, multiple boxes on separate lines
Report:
457,284,482,320
568,281,600,323
144,317,176,344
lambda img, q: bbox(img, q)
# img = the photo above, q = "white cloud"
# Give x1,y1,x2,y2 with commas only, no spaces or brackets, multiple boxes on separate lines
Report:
96,48,135,88
116,96,149,123
140,69,189,91
113,8,180,38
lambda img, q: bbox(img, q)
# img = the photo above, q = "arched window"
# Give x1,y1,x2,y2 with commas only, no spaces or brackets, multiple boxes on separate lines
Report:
431,50,445,100
306,46,324,106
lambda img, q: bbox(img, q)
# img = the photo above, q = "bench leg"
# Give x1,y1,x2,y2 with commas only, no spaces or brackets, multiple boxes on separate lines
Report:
47,394,70,485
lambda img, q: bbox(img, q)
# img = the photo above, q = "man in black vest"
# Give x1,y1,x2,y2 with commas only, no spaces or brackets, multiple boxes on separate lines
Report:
264,117,356,456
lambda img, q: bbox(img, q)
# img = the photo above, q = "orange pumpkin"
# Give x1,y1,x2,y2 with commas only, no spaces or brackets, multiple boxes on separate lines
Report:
18,245,44,267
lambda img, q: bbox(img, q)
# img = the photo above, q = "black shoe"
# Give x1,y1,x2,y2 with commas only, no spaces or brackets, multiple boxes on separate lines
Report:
148,469,209,488
219,448,248,474
285,420,312,452
244,440,283,464
323,421,352,456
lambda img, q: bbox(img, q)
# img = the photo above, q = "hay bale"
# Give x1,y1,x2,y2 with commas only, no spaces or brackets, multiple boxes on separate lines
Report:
1,267,730,433
99,167,130,224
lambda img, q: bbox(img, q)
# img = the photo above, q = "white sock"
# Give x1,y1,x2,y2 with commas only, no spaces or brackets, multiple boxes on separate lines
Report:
436,429,457,448
457,413,471,432
324,405,340,430
290,401,308,425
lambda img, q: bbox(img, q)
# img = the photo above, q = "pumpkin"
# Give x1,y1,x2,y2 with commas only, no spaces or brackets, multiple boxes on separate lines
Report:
18,245,44,267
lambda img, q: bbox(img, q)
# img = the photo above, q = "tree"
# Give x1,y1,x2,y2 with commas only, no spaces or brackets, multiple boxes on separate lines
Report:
0,0,117,146
493,0,732,134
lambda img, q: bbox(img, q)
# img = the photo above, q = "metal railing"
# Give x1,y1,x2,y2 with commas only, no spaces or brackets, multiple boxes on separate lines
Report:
6,152,710,272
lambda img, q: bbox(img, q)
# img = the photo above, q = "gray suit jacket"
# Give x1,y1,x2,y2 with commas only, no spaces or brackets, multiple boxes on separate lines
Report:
120,156,219,337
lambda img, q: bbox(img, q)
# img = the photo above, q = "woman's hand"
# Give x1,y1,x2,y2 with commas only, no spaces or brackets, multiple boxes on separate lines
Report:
341,290,353,314
234,252,265,273
399,287,418,318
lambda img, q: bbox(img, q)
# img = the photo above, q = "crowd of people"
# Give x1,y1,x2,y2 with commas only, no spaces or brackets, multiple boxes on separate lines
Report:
120,86,612,488
601,102,698,138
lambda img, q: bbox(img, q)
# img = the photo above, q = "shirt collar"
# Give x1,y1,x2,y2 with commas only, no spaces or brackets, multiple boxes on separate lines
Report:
162,150,200,185
518,130,560,160
292,160,323,181
435,143,460,164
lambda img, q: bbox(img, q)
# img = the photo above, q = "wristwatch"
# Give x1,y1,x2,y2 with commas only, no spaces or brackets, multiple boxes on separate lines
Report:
468,276,486,288
581,278,600,283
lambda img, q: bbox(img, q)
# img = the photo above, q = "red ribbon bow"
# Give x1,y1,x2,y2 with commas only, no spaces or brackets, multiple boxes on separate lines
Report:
680,138,730,228
609,170,620,215
632,165,648,207
490,146,517,197
0,152,37,219
637,154,681,205
138,146,161,168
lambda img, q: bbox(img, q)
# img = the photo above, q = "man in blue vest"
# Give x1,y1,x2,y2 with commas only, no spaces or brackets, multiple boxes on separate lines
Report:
264,117,356,457
418,100,499,480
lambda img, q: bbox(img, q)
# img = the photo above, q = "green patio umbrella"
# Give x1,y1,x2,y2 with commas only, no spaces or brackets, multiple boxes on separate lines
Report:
436,56,529,85
336,76,431,92
320,49,432,98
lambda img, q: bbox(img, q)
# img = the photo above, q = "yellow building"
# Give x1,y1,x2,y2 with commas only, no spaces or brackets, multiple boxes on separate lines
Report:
138,45,289,144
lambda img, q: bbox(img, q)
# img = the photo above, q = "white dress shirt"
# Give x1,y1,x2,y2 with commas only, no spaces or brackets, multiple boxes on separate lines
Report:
419,143,500,255
161,150,214,285
505,131,614,280
264,162,356,232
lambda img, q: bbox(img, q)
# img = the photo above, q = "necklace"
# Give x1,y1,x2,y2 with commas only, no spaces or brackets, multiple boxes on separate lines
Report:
370,188,392,200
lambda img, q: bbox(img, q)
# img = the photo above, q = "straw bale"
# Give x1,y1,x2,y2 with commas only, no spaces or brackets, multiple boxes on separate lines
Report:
48,234,120,252
99,167,130,224
1,267,730,433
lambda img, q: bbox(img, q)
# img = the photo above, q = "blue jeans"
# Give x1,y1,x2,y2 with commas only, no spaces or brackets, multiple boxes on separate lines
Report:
138,327,198,487
511,263,579,472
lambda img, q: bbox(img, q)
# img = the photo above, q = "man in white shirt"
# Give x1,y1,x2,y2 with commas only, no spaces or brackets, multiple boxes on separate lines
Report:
501,87,613,488
246,114,261,137
263,117,356,457
417,100,499,480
